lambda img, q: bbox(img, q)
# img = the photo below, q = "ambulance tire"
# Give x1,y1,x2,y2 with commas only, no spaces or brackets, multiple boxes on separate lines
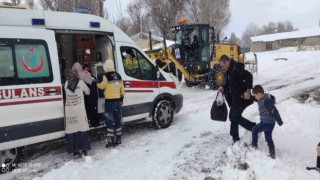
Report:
153,100,174,129
0,147,23,174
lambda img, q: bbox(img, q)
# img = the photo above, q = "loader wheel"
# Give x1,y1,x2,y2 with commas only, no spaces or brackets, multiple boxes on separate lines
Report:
185,80,193,87
209,64,225,90
0,147,23,174
153,100,174,129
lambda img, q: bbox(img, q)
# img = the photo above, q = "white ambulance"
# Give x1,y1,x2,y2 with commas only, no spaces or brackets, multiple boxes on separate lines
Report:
0,8,183,172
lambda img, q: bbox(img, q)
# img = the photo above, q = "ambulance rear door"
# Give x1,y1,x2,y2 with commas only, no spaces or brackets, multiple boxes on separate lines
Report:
0,26,64,151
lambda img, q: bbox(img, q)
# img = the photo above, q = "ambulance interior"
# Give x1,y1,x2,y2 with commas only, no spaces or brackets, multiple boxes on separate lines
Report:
55,33,114,84
56,33,114,116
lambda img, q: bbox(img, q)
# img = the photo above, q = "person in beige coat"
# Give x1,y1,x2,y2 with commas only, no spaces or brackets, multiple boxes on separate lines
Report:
64,63,91,158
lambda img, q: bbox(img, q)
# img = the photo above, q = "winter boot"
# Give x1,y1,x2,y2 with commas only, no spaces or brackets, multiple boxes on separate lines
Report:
250,144,258,150
232,139,240,145
269,148,276,159
105,137,115,148
82,150,88,156
73,150,81,158
114,136,122,146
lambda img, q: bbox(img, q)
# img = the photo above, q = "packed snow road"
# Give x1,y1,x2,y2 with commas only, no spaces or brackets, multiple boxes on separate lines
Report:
2,50,320,180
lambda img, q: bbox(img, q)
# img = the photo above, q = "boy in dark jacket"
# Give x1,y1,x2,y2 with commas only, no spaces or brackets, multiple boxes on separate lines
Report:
251,85,283,159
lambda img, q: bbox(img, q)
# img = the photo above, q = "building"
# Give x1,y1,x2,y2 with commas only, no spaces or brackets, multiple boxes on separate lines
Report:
130,32,175,50
250,28,320,52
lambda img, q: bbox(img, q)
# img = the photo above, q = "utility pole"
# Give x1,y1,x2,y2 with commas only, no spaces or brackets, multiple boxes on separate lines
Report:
99,0,105,18
148,16,153,50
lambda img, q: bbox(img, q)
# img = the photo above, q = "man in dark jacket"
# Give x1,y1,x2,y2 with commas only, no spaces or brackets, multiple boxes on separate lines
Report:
218,55,256,143
251,85,283,159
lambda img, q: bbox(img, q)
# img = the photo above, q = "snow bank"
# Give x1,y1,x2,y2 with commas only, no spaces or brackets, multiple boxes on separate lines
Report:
3,50,320,180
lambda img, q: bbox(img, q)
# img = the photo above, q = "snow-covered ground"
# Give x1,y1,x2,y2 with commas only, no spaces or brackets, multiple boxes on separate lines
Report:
2,50,320,180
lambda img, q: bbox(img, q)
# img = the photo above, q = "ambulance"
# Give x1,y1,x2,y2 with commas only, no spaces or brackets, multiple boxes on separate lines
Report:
0,8,183,172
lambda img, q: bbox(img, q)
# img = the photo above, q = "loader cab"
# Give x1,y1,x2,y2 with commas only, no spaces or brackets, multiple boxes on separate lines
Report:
173,24,214,75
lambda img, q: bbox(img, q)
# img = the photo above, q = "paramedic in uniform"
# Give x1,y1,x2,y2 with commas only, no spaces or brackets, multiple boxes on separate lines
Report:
97,59,125,148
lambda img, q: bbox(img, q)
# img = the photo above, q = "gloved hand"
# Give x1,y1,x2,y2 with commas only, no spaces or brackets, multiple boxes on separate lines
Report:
278,121,283,126
120,96,124,106
97,73,104,83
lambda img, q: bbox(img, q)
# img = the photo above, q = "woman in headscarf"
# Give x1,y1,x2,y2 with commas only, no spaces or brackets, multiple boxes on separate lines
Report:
73,62,99,127
64,63,91,158
72,62,94,85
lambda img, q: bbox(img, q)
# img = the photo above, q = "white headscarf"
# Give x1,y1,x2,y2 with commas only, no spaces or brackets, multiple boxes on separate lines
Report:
103,59,115,73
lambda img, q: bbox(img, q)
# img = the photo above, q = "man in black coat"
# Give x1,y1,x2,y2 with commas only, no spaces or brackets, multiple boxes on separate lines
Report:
218,55,256,143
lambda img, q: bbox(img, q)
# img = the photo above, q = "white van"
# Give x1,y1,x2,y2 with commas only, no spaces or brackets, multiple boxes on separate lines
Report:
0,8,183,172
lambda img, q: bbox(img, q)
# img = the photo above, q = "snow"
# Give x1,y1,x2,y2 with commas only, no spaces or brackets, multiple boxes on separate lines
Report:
2,50,320,180
251,27,320,42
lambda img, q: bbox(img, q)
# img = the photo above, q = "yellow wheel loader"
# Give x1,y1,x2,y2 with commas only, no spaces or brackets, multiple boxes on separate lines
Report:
145,23,243,89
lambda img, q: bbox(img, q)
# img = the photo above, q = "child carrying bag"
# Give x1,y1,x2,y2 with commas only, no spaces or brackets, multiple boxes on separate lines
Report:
210,92,228,122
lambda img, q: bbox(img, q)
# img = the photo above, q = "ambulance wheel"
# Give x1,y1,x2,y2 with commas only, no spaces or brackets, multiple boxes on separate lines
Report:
153,100,174,129
0,147,23,174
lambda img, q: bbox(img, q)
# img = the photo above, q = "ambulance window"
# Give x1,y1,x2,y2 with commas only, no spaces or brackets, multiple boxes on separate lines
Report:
0,46,14,78
0,39,53,86
15,44,51,79
121,47,156,80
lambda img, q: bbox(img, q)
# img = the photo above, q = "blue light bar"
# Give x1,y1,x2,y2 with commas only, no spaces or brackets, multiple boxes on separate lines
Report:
32,19,45,26
90,22,100,28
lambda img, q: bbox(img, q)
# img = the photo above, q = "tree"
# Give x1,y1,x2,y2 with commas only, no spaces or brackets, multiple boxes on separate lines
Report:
181,0,231,36
261,22,276,35
104,8,109,20
277,22,286,33
180,0,202,23
241,20,296,47
142,0,189,38
200,0,231,35
10,0,21,4
39,0,102,17
112,1,134,36
229,33,241,45
284,21,294,32
241,23,261,47
115,16,133,36
127,0,145,35
26,0,35,9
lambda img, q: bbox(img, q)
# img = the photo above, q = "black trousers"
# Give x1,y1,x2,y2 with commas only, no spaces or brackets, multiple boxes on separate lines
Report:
229,97,255,141
84,83,99,127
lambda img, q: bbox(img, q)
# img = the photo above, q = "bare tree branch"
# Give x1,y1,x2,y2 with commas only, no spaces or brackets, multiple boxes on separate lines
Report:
141,0,189,37
127,0,145,35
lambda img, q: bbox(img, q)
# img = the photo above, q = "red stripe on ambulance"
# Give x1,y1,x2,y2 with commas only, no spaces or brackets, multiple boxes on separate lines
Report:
125,90,154,93
123,81,176,89
0,86,62,100
0,98,62,106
